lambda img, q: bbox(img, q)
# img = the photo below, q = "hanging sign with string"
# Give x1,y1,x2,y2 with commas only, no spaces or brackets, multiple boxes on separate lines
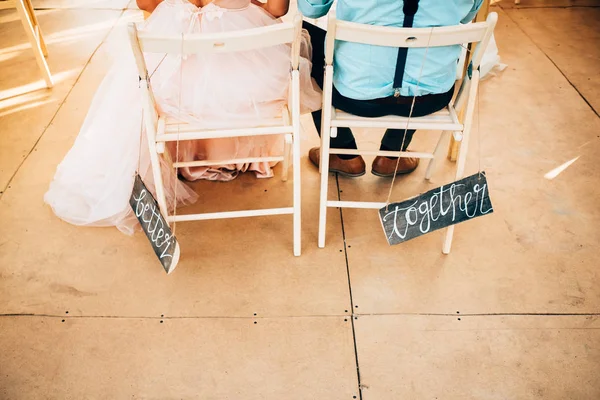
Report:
130,174,180,273
127,33,181,274
375,2,494,246
378,172,493,245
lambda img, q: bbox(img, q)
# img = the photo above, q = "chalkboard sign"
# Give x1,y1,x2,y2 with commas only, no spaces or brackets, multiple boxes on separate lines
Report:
379,172,493,245
129,174,180,274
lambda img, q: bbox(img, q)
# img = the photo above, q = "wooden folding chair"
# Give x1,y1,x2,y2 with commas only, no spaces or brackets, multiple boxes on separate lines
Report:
128,15,303,256
1,0,53,87
318,12,498,254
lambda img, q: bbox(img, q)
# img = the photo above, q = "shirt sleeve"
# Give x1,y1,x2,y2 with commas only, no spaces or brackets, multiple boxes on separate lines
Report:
461,0,485,24
297,0,335,19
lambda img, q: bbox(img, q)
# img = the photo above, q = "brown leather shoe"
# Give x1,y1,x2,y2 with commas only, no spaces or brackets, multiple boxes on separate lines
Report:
372,154,419,177
309,147,366,177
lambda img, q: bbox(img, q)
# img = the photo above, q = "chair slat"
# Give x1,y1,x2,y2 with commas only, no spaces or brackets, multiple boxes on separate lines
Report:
137,23,296,54
332,108,463,131
173,156,284,168
160,125,293,141
168,207,295,223
164,117,285,129
331,119,463,131
327,201,387,210
329,149,434,159
335,20,489,48
335,109,454,122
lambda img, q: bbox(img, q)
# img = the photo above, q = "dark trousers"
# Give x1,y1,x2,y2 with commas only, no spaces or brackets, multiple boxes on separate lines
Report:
304,21,454,153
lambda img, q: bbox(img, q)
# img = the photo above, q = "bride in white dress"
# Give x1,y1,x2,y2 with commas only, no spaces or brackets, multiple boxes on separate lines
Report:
44,0,321,234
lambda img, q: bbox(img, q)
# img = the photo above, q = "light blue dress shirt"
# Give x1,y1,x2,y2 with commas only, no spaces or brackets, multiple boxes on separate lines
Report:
298,0,484,100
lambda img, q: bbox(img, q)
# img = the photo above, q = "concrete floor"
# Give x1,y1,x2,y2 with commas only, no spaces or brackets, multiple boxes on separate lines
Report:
1,0,599,398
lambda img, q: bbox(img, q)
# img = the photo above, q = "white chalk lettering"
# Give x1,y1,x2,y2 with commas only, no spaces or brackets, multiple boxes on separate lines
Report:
476,184,493,214
142,203,152,224
382,176,492,242
133,189,147,217
429,193,440,222
159,238,174,259
132,183,176,261
418,201,431,233
383,205,408,240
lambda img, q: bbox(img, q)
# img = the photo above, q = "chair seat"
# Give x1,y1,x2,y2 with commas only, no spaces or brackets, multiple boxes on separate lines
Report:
157,116,293,142
164,116,285,132
332,106,463,132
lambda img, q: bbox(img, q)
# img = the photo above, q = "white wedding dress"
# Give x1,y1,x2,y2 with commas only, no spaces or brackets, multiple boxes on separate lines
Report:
44,0,321,234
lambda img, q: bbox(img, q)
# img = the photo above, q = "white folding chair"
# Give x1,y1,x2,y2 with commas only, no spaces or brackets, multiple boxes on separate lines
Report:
318,12,498,254
128,15,303,256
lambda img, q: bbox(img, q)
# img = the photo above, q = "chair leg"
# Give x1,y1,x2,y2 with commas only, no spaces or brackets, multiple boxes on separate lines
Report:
442,225,455,254
317,126,331,248
442,129,470,254
291,73,302,256
292,136,301,256
146,121,169,222
425,130,450,181
281,134,292,182
318,64,334,248
318,108,328,175
24,0,47,56
149,148,169,222
15,0,53,88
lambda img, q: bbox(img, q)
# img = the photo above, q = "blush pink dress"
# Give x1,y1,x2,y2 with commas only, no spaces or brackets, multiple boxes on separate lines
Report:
44,0,321,234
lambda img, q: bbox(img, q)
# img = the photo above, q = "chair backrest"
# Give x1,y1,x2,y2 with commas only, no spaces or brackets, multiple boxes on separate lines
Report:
325,12,498,71
128,14,303,133
137,20,298,54
130,13,302,75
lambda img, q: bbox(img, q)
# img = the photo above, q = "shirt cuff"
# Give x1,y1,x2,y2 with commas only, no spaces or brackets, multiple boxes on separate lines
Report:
297,0,333,19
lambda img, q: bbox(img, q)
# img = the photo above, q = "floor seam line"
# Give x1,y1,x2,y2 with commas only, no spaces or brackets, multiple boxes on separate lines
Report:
359,312,600,316
2,312,598,319
503,6,600,119
0,9,126,200
0,314,350,319
336,173,363,400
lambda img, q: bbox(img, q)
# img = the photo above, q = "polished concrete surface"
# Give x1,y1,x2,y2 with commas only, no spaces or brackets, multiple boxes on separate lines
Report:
1,1,599,398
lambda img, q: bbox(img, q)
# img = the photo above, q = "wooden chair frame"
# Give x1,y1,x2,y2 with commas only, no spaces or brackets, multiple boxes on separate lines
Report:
1,0,53,87
317,12,498,254
128,15,304,256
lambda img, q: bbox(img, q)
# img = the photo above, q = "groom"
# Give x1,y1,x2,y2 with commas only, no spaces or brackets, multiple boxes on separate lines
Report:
298,0,484,177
